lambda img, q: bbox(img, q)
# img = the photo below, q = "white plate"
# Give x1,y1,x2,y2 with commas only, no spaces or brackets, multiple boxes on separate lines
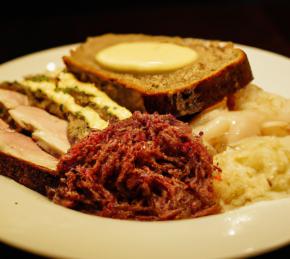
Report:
0,44,289,259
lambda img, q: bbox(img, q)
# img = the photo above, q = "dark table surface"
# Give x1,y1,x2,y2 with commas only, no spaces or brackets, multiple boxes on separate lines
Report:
0,0,289,258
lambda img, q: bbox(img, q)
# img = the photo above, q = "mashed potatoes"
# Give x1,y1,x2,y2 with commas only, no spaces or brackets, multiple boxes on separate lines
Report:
214,136,290,210
191,84,290,211
233,84,290,123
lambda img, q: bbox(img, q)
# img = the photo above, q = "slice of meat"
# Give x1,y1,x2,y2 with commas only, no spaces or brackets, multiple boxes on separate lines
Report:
0,89,29,109
9,106,70,157
0,89,29,127
0,120,58,194
0,119,10,130
0,127,58,171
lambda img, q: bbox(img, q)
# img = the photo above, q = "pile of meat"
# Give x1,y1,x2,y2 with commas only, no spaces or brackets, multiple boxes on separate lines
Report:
49,112,220,220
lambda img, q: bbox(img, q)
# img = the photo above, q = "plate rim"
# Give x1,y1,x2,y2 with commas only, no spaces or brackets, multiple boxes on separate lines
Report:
0,42,290,259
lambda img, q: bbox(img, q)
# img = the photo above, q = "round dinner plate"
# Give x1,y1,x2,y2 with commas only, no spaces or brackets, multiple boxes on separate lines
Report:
0,43,289,259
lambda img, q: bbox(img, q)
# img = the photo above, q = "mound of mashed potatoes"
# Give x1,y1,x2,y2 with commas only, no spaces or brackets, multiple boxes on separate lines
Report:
191,84,290,211
233,84,290,124
214,136,290,210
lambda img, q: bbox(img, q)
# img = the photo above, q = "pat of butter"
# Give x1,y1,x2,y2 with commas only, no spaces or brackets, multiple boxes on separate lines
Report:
95,42,198,73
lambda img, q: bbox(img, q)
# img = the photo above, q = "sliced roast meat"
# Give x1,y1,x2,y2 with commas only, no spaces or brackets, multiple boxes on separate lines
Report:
0,122,58,171
0,89,29,109
0,119,58,194
0,119,10,130
9,106,70,157
0,89,29,127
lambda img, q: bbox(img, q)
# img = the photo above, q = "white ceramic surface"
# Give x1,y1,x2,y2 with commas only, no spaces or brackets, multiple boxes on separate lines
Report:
0,44,289,259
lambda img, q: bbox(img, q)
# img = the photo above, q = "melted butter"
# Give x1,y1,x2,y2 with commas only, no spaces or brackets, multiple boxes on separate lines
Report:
95,42,198,73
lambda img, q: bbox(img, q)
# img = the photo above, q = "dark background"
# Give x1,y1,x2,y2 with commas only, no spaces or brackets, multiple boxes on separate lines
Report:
0,0,289,64
0,0,289,258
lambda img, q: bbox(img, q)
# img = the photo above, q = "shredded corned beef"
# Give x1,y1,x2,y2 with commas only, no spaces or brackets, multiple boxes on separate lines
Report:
49,112,220,220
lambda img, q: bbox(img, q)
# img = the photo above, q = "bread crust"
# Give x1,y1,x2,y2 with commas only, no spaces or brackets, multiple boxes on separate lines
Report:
144,52,253,115
64,34,253,116
0,151,58,194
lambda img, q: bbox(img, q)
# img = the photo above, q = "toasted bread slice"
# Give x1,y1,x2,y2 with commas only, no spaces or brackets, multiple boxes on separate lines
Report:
64,34,253,116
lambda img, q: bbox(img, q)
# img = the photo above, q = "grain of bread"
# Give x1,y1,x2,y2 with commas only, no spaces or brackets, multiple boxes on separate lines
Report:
64,34,253,116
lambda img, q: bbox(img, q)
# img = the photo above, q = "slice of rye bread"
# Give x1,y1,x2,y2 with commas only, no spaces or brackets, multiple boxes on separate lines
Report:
64,34,253,117
0,151,59,194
